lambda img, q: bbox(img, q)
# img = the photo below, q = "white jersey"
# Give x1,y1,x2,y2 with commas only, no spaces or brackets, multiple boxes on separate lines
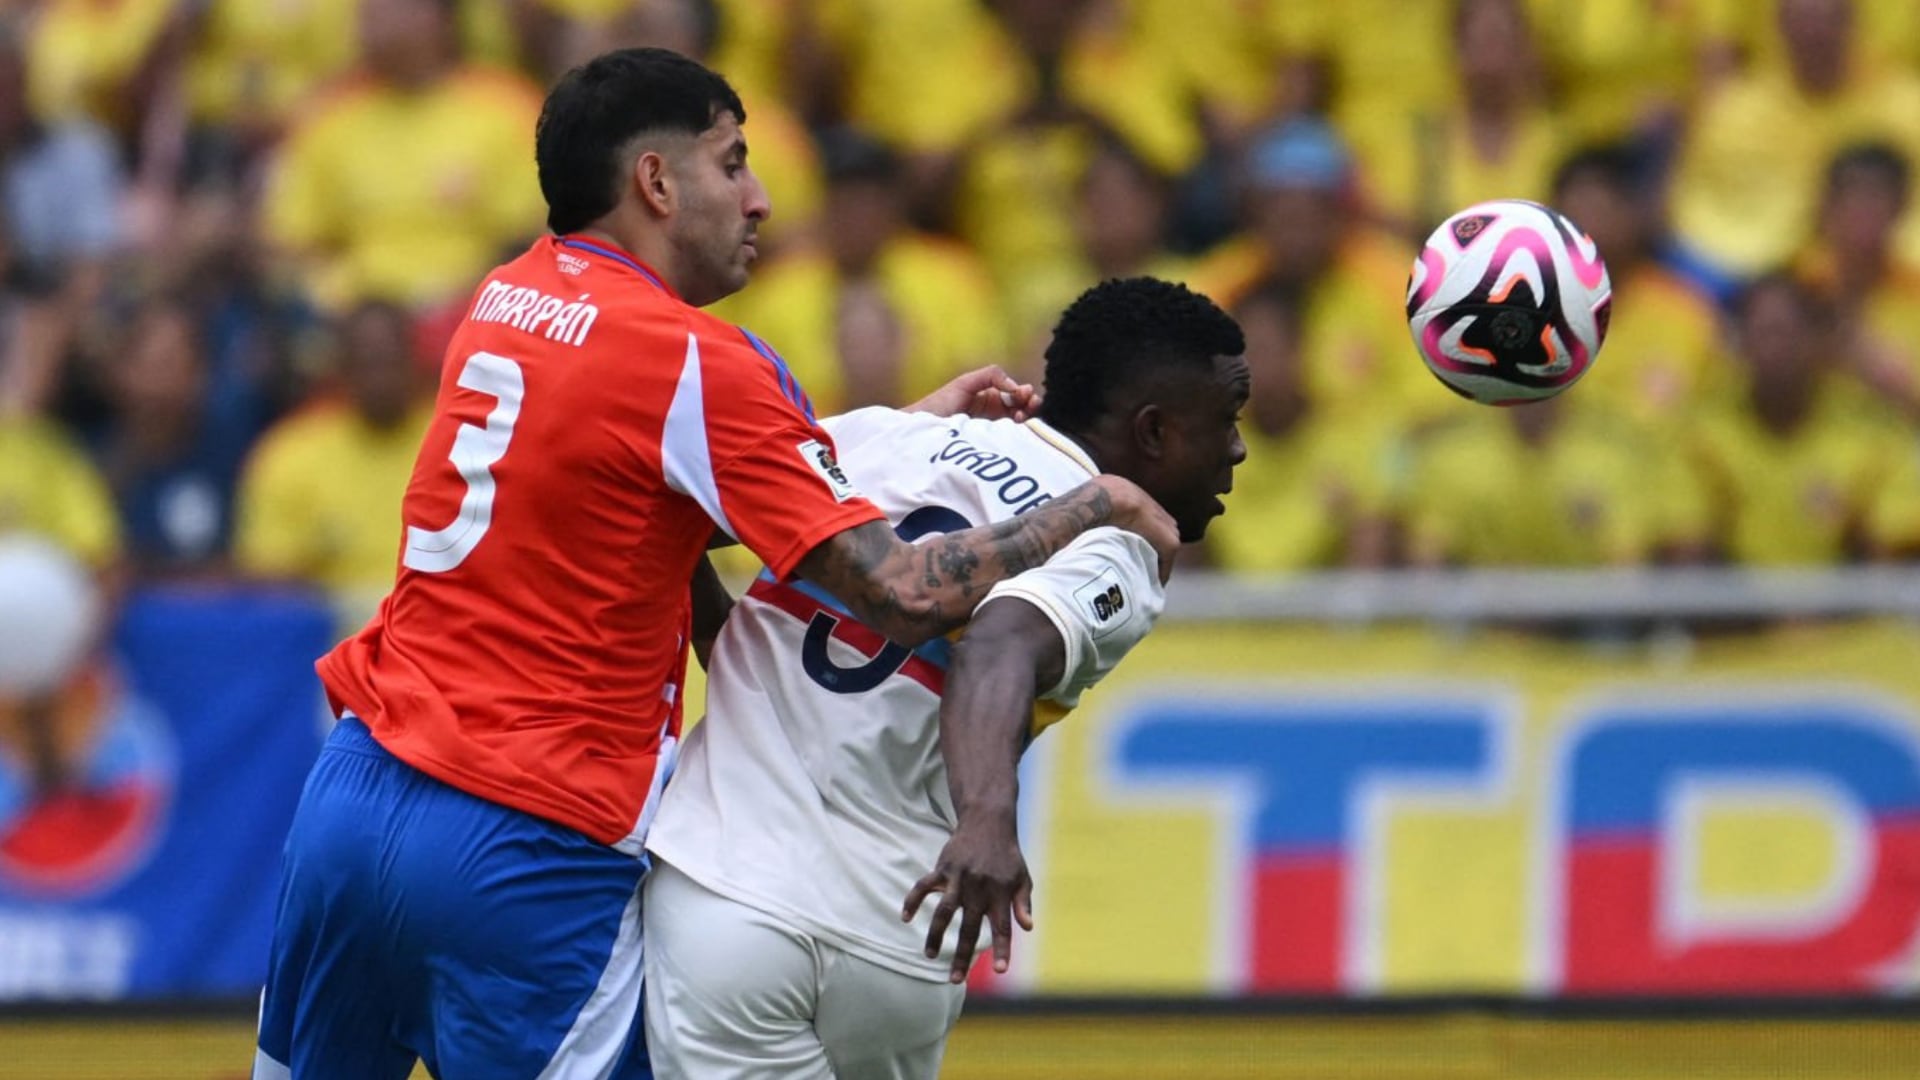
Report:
645,409,1164,982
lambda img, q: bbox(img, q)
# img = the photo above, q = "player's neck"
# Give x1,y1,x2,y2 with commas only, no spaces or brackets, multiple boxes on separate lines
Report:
1040,419,1117,476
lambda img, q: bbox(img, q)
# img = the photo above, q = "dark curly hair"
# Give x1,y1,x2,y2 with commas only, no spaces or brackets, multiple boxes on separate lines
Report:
1037,277,1245,434
536,48,745,235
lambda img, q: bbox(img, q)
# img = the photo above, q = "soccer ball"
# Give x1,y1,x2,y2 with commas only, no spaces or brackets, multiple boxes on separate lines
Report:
1405,199,1611,405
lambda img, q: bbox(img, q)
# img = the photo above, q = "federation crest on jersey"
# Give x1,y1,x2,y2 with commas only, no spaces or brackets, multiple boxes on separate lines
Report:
798,439,859,502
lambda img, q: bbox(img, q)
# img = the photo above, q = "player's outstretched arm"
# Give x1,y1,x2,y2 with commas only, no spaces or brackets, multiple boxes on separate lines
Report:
903,596,1064,983
793,474,1174,649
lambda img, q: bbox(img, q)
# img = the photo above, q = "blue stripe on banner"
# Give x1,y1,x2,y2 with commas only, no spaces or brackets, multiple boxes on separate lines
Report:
758,570,952,670
738,327,815,421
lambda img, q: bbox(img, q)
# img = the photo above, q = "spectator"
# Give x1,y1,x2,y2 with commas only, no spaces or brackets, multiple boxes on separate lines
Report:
234,300,429,625
947,0,1203,310
24,0,174,131
1400,396,1701,568
1702,0,1920,88
95,297,256,578
179,0,359,180
1204,282,1396,573
1552,145,1725,429
0,30,125,415
714,128,1004,412
1799,143,1920,423
0,409,121,572
1690,273,1899,565
1669,0,1920,294
1264,0,1457,196
1001,133,1196,365
1532,0,1704,149
1188,118,1423,427
1361,0,1560,239
262,0,544,312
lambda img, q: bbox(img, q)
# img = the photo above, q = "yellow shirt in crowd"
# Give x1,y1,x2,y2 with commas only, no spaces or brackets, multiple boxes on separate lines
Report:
714,234,1006,415
264,68,546,310
1578,266,1727,428
1401,406,1695,567
1533,0,1707,143
0,415,121,569
1689,383,1900,566
234,400,432,600
28,0,176,126
1188,232,1431,427
1359,105,1563,235
184,0,358,128
1264,0,1459,197
1670,67,1920,276
814,0,1200,174
1701,0,1920,80
1208,414,1400,574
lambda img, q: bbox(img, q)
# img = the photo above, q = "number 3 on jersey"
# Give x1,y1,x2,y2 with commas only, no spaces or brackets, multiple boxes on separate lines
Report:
404,351,525,573
801,506,971,693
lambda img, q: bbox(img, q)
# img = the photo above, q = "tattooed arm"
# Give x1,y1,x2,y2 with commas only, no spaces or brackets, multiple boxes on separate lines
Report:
792,475,1175,648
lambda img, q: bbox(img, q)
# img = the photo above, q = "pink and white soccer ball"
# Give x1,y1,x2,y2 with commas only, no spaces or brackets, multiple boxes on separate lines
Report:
1406,199,1612,405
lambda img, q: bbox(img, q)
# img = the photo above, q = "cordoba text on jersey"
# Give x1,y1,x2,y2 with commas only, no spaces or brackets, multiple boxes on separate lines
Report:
930,431,1056,514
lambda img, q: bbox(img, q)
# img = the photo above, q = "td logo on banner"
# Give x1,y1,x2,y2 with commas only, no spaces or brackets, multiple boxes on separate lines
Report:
1104,687,1920,995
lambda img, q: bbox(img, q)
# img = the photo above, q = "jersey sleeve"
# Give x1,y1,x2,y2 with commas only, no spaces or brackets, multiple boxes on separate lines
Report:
818,405,916,457
979,526,1165,709
664,324,885,580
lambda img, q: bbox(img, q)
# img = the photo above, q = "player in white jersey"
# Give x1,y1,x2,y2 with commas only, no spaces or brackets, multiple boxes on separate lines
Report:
642,278,1249,1080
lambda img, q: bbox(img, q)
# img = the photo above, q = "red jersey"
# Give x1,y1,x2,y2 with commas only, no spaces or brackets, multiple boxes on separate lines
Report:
317,236,884,850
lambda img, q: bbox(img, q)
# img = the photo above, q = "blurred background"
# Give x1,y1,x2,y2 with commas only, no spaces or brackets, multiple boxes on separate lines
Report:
5,0,1920,1076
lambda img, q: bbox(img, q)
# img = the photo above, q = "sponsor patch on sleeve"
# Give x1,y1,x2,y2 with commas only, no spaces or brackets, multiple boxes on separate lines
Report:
1072,566,1129,638
798,439,860,502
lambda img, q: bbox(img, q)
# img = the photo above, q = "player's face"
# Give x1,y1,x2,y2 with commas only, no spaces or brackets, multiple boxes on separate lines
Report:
668,112,770,307
1150,354,1251,543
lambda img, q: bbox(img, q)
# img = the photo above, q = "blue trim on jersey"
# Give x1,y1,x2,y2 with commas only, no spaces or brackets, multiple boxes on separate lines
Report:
755,569,952,670
560,238,670,294
737,327,816,421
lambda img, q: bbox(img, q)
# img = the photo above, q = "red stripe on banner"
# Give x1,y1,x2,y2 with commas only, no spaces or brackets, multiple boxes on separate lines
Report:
1249,850,1343,992
1563,818,1920,992
745,579,945,695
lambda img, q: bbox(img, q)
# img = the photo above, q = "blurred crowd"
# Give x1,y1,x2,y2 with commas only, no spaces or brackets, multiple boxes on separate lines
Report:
3,0,1920,625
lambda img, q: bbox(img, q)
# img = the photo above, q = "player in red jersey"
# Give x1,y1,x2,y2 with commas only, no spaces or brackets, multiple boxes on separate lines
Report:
254,47,1175,1080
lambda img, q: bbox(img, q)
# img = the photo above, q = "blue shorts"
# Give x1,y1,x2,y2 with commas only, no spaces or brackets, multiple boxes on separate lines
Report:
254,717,652,1080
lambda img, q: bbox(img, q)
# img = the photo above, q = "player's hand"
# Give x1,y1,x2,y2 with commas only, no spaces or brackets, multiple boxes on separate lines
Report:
902,816,1034,984
907,366,1042,422
1092,475,1180,584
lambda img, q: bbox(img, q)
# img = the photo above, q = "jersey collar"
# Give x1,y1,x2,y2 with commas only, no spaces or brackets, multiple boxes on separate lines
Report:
555,235,678,299
1023,417,1101,477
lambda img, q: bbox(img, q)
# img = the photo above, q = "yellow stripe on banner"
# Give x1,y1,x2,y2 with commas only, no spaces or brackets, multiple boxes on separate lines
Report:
9,1013,1918,1080
943,1014,1920,1080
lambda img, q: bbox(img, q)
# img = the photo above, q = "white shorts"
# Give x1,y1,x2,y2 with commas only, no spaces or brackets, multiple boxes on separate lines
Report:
643,860,966,1080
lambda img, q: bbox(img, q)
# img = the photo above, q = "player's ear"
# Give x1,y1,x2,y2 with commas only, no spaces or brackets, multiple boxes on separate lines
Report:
632,148,674,217
1131,403,1167,460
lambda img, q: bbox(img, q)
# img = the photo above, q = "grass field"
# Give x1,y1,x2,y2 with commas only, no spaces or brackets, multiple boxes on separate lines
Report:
6,1008,1919,1079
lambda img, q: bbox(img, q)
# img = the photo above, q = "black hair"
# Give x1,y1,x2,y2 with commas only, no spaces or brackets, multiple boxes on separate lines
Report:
1038,277,1245,433
1551,142,1654,202
816,126,901,187
1078,130,1170,196
1825,142,1911,202
1733,269,1830,327
535,47,746,235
